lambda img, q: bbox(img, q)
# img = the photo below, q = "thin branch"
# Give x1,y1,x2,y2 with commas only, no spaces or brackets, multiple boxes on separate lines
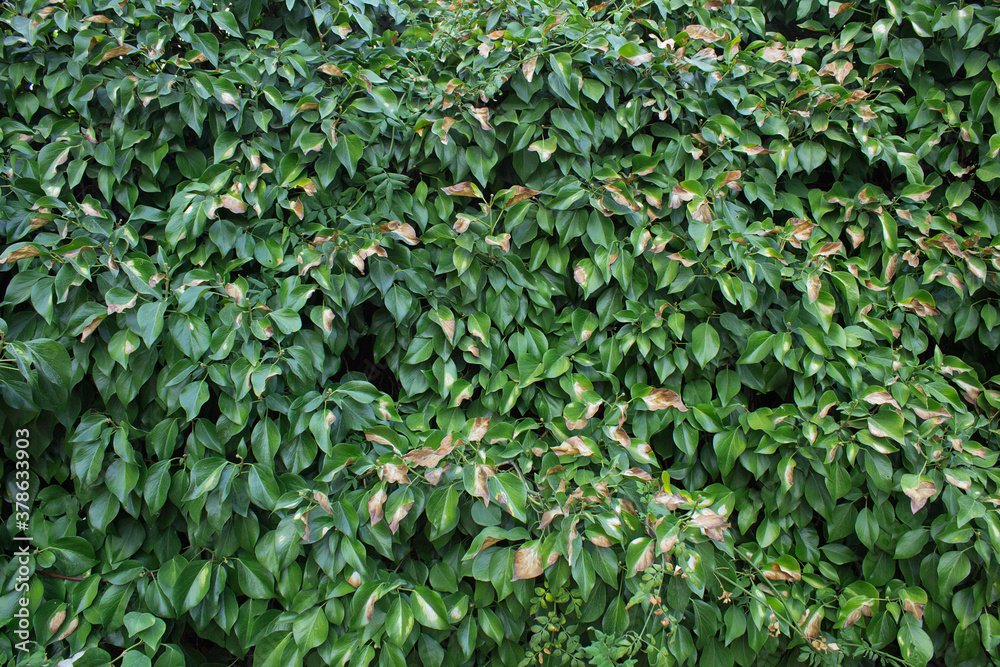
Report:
37,571,111,584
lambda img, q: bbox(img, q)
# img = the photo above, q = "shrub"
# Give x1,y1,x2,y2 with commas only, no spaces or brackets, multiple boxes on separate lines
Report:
1,0,999,665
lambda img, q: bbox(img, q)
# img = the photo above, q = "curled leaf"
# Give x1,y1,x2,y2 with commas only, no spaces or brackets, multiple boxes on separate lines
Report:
379,220,420,245
904,480,936,513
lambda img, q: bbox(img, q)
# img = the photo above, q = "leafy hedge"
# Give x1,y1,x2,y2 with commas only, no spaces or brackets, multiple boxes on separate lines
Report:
2,0,1000,665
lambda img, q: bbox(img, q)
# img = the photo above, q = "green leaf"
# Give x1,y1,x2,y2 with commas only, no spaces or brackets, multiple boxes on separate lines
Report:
292,607,329,650
897,615,933,666
738,332,772,364
385,597,414,646
855,507,880,549
174,561,212,613
184,457,230,501
212,10,242,36
713,428,746,477
410,586,450,630
691,322,721,367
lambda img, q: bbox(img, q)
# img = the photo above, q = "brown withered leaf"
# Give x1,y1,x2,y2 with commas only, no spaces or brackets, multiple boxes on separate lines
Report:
368,489,387,526
691,201,712,224
48,610,66,635
470,107,492,130
506,185,542,208
220,195,246,213
944,473,971,491
522,55,537,82
290,198,304,220
469,417,490,442
912,406,951,424
743,145,776,155
472,465,495,506
652,490,686,510
622,467,653,482
720,170,742,188
512,546,544,581
56,618,78,641
107,293,137,315
904,480,936,513
80,316,105,342
85,14,114,22
539,507,564,530
788,223,816,248
807,275,821,302
379,220,420,245
0,245,41,263
902,598,924,621
380,463,410,484
629,541,655,576
798,609,823,640
388,501,414,534
829,2,853,17
691,509,729,541
441,181,482,198
553,436,595,457
863,391,900,409
760,44,787,63
318,63,344,76
684,24,722,42
642,388,688,412
843,601,873,628
312,490,334,515
620,51,653,67
589,534,613,547
813,241,844,258
485,234,511,253
100,45,133,65
762,562,801,582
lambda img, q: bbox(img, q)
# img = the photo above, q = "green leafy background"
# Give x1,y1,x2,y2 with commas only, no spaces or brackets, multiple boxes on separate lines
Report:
1,0,999,665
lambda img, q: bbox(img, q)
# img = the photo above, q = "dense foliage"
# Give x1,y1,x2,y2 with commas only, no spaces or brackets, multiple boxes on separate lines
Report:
2,0,1000,665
